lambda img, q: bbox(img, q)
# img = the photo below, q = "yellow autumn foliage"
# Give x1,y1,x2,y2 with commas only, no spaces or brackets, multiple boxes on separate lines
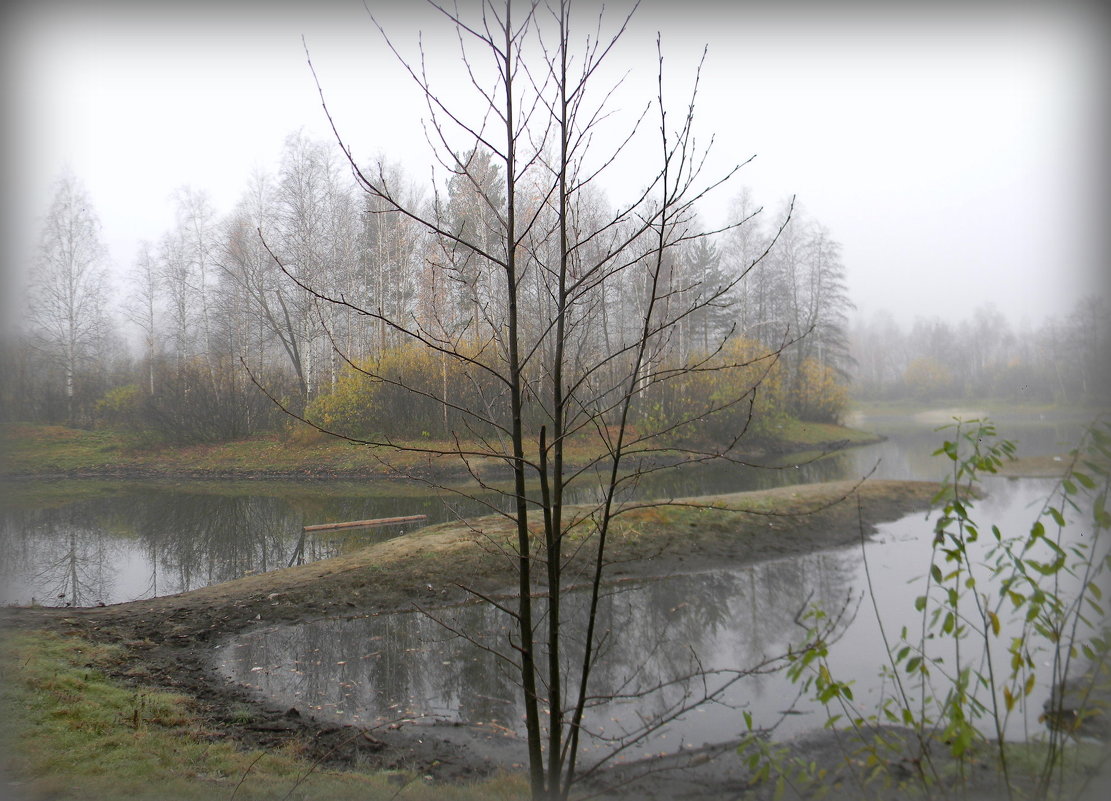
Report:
305,343,505,440
636,337,788,444
791,357,849,423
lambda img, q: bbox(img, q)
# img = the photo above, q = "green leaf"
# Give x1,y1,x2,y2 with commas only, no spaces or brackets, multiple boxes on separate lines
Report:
915,595,927,612
1030,556,1066,576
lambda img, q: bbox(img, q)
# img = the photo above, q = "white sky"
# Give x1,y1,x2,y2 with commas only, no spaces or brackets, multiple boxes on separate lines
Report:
3,0,1107,332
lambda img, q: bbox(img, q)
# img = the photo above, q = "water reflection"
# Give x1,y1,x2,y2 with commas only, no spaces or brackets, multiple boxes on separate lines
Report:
5,504,123,607
2,413,1094,606
0,486,442,606
219,477,1103,756
218,549,858,760
826,477,1107,742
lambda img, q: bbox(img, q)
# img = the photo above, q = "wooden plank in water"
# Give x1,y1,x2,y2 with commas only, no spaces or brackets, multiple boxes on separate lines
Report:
302,514,428,532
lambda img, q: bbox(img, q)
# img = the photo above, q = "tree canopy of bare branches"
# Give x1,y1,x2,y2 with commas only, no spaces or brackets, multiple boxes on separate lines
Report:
254,2,806,798
27,170,111,425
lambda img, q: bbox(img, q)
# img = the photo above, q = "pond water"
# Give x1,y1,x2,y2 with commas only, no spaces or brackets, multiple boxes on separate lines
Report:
0,482,480,607
0,408,1093,606
216,476,1105,762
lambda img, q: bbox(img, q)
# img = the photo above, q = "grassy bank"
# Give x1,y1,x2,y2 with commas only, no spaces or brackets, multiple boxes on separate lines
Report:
1,478,939,801
0,421,879,479
0,631,526,801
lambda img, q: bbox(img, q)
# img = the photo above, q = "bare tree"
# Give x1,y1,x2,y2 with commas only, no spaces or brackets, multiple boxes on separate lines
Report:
357,158,424,354
170,186,220,379
127,240,161,395
262,3,797,798
28,170,111,425
221,166,315,411
158,222,196,370
271,130,359,398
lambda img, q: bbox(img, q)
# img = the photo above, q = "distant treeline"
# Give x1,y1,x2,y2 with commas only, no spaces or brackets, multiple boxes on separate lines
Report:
2,134,853,444
851,298,1110,404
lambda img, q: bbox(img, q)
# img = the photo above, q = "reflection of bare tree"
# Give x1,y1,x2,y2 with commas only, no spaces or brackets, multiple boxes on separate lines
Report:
0,483,476,604
3,486,435,605
2,476,861,608
120,493,296,595
3,506,120,606
2,459,883,609
57,526,104,606
220,550,858,762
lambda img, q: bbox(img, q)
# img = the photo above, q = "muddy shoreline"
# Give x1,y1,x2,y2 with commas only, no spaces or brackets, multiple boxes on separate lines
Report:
3,479,939,796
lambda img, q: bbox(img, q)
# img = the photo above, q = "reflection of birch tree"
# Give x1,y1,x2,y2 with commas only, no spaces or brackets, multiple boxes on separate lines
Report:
131,494,296,593
10,507,118,606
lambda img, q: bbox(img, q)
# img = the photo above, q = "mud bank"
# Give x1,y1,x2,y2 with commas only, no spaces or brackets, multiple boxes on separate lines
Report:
3,479,939,796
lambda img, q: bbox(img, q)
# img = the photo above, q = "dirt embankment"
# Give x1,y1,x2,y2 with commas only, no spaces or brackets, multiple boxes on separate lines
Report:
1,479,939,790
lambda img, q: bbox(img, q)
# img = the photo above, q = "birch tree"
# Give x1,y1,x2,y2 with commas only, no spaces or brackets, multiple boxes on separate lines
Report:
127,240,161,395
28,170,110,424
170,186,220,376
223,163,316,410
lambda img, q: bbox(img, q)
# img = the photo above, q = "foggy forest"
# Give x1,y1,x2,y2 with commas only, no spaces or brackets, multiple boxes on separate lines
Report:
3,2,1110,801
4,140,1108,440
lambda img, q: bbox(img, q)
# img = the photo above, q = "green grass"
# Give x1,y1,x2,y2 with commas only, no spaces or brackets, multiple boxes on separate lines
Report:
0,475,452,513
0,631,527,801
2,419,877,479
1,425,131,473
769,418,878,447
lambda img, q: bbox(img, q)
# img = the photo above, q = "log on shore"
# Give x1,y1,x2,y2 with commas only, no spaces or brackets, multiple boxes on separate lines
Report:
302,515,428,532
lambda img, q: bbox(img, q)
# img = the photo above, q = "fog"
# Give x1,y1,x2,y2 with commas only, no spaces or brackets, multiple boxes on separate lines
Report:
3,0,1107,334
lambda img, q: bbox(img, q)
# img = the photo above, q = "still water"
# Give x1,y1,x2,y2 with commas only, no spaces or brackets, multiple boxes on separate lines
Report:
0,409,1092,606
217,476,1102,761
